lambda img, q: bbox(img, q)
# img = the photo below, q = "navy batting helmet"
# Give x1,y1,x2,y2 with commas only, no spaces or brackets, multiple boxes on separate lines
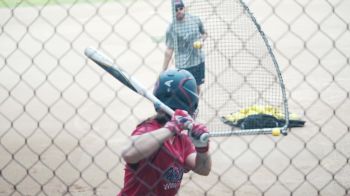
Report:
153,69,198,115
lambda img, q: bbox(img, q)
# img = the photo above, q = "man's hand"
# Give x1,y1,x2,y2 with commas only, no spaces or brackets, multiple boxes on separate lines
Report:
190,123,209,153
164,109,193,135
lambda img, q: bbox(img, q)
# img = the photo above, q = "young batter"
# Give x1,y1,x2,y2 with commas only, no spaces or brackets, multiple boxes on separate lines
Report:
118,69,211,196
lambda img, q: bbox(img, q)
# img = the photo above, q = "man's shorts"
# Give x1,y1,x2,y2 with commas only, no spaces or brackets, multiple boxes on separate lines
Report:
182,62,205,85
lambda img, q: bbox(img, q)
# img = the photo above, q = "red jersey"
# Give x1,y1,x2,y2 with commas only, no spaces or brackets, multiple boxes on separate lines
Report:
118,119,195,196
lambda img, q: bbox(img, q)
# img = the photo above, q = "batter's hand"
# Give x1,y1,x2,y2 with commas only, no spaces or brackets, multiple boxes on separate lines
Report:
190,123,209,153
164,109,194,135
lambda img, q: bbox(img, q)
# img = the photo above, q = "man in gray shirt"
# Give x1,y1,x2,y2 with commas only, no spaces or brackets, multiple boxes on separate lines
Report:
163,0,207,94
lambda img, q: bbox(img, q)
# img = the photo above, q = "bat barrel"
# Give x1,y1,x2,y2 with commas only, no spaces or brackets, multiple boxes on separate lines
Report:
84,47,114,66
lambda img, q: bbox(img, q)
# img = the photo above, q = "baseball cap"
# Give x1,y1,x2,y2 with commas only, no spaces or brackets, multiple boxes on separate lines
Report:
175,0,184,11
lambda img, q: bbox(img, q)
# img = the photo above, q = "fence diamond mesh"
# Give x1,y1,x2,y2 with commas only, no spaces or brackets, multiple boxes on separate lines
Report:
0,0,349,195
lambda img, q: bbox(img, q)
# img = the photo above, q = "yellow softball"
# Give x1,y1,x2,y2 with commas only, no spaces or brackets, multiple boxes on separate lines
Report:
193,40,202,49
272,128,280,136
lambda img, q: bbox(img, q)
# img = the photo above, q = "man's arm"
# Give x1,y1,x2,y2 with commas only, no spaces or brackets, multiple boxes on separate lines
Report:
201,32,208,42
163,47,174,71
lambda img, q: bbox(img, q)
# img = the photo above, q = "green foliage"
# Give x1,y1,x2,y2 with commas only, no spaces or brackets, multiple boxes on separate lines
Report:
0,0,114,8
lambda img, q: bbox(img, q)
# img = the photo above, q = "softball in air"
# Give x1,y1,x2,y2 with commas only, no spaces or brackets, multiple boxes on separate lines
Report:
193,40,202,49
272,128,280,136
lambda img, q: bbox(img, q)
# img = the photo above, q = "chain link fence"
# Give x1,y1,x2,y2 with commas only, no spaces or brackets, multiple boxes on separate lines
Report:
0,0,349,195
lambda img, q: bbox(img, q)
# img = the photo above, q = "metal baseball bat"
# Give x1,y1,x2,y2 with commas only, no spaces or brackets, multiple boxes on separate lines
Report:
84,47,175,116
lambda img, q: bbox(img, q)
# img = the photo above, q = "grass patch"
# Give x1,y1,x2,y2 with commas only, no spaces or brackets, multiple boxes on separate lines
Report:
0,0,114,8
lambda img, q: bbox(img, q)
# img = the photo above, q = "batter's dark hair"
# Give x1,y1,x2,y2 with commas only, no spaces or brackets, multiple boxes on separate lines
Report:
138,110,171,127
154,111,171,125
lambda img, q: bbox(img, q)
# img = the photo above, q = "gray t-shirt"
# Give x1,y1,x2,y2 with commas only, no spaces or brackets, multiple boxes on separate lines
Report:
166,13,205,69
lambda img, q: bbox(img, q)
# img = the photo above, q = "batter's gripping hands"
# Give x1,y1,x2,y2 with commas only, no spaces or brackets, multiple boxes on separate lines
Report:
164,109,194,135
190,123,209,153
